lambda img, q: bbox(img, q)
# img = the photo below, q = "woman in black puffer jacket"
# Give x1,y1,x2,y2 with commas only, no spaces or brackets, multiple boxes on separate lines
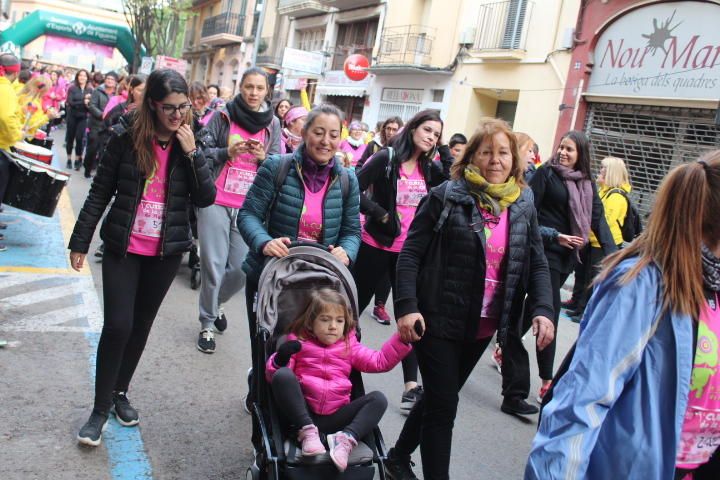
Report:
68,69,216,448
383,119,554,480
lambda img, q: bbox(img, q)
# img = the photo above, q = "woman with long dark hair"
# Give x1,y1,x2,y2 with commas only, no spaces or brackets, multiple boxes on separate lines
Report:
526,130,616,402
68,69,216,447
527,152,720,480
195,67,281,354
353,109,447,411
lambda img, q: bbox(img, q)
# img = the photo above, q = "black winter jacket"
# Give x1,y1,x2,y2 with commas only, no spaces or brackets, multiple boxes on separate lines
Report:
529,165,617,274
69,123,217,257
87,85,111,133
356,147,447,247
66,84,93,118
394,180,554,345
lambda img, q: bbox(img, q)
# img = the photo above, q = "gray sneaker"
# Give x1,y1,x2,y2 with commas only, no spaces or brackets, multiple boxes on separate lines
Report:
197,329,216,353
77,411,108,447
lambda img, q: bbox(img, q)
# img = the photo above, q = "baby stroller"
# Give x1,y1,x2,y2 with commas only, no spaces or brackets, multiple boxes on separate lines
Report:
247,242,388,480
187,206,201,290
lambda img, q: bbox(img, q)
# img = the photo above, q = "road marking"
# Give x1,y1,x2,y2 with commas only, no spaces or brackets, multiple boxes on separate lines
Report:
0,273,102,333
85,331,154,480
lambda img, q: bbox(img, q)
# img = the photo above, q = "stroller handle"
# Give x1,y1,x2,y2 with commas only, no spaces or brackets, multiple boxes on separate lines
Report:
288,240,330,251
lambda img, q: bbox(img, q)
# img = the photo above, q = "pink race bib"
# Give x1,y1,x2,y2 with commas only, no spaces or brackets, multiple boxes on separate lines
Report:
224,164,256,196
132,200,165,238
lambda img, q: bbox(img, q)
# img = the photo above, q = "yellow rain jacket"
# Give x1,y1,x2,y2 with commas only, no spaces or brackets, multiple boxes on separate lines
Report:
0,77,23,151
590,183,631,247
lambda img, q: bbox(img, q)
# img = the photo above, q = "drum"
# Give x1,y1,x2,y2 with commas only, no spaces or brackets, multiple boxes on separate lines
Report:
13,141,53,164
3,154,70,217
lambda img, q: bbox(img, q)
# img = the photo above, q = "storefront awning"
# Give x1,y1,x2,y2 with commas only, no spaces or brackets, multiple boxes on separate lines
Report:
315,85,367,97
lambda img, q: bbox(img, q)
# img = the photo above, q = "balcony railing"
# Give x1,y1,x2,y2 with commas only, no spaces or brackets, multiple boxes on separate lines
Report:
473,1,533,51
201,13,245,40
376,25,435,66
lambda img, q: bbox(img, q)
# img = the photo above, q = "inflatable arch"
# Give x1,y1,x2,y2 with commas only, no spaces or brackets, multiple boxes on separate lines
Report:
0,10,144,65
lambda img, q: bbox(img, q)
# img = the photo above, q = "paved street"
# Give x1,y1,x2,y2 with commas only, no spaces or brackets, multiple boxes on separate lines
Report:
1,130,578,479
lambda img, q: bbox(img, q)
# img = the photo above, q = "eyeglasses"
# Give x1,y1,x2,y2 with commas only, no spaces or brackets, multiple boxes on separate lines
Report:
155,101,192,116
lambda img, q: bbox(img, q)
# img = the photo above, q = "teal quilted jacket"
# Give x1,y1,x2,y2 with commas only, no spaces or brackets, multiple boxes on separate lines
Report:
237,148,361,283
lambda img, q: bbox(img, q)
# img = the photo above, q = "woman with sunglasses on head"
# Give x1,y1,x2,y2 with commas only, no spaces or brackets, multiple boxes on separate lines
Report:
353,109,448,412
195,67,281,354
189,81,214,132
68,69,216,447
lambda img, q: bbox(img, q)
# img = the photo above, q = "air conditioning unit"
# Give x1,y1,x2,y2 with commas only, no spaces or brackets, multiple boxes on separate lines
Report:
561,27,575,50
459,28,476,47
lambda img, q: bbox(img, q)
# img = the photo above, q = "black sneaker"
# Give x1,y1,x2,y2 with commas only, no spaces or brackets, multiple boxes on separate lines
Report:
94,243,104,258
112,392,139,426
214,311,227,334
77,411,108,447
197,329,216,353
501,397,539,416
400,386,423,412
66,160,72,169
74,159,82,171
384,448,418,480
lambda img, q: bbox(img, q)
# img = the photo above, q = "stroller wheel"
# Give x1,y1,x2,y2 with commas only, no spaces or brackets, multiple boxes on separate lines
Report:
245,463,260,480
190,268,201,290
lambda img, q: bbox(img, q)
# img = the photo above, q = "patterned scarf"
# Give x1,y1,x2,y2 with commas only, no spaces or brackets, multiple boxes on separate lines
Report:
702,244,720,292
463,165,521,216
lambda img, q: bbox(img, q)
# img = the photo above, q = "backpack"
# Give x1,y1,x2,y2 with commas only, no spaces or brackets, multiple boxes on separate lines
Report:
603,188,642,242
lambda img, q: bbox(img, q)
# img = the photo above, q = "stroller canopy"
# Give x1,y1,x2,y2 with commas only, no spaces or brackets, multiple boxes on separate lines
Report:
255,245,359,338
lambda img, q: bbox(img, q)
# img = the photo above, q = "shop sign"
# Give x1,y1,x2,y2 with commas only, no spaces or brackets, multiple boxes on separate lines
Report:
156,55,187,76
282,47,324,76
588,1,720,100
344,54,369,81
320,70,373,88
284,77,308,91
381,88,423,104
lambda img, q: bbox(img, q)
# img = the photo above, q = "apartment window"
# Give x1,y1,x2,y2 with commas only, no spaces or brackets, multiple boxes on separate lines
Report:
331,19,379,70
431,89,444,103
502,0,529,49
297,28,325,52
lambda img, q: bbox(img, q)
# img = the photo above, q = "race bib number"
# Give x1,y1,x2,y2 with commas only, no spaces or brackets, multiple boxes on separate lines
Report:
678,408,720,466
224,166,255,195
132,200,165,238
396,178,426,207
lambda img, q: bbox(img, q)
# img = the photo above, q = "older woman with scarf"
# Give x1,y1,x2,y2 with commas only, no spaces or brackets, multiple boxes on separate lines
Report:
280,105,307,154
195,67,281,354
383,118,554,480
525,130,616,403
339,121,368,169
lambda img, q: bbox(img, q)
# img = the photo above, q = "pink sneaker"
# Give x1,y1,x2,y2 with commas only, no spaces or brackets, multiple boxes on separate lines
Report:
537,382,552,404
372,303,391,325
327,431,357,472
492,344,503,374
298,424,325,456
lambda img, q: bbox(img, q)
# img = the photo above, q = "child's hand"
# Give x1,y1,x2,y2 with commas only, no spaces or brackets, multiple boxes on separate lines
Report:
274,340,302,367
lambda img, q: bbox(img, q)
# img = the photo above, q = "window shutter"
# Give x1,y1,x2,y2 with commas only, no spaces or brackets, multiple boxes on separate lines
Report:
501,0,527,49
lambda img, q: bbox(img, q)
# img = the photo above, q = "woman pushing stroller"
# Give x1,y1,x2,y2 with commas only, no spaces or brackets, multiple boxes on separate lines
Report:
266,287,412,472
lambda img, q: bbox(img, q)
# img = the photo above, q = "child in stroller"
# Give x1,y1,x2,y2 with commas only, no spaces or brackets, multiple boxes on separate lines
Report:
266,287,411,472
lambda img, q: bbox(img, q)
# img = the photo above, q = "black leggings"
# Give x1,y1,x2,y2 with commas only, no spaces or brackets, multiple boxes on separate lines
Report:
271,367,387,440
93,251,182,413
373,273,391,306
353,241,418,384
65,115,87,158
393,335,492,480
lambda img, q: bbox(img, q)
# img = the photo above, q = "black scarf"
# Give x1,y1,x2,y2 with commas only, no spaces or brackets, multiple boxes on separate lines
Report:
702,244,720,292
226,95,273,134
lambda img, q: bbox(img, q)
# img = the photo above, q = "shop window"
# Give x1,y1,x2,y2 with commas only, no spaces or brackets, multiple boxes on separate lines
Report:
495,101,517,127
378,102,422,124
431,89,444,103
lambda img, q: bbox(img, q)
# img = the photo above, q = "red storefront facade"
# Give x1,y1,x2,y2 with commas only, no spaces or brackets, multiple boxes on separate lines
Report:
556,0,720,217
